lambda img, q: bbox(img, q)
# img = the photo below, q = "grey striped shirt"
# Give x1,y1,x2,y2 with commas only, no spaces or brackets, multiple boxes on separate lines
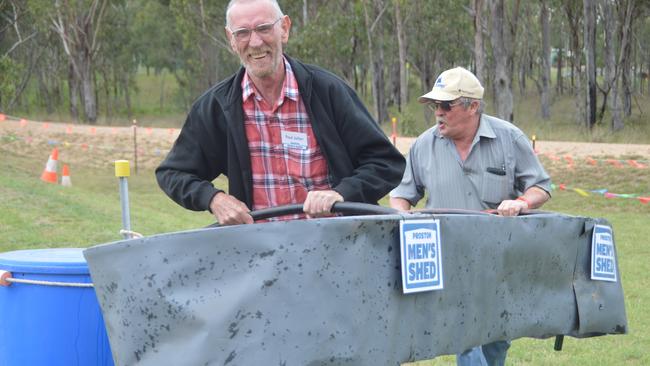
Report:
390,114,551,210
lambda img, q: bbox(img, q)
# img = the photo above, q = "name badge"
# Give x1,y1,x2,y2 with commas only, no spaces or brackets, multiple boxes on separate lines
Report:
400,219,444,294
591,225,617,282
281,130,308,150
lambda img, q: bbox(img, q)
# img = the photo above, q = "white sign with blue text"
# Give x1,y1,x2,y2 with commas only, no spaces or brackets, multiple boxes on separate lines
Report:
591,225,617,282
400,219,443,294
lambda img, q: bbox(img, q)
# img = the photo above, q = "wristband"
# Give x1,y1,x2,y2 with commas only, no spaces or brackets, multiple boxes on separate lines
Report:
516,196,531,209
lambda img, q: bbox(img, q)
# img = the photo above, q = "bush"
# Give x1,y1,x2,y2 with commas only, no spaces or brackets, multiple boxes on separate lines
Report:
0,56,21,110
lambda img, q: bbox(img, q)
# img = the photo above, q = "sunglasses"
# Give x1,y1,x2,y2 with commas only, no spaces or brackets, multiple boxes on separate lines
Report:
426,100,464,112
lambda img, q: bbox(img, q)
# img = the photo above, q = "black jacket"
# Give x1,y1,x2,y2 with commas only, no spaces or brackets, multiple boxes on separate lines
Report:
156,56,405,212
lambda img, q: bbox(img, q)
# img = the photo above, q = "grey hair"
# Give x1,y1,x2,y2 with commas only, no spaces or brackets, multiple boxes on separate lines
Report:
460,97,484,114
226,0,284,27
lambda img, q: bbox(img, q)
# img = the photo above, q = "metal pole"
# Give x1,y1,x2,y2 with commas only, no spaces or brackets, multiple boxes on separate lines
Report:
532,134,537,151
115,160,132,239
133,119,138,175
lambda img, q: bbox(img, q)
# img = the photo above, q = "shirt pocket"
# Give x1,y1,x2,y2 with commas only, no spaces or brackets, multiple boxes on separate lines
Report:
286,148,328,183
480,170,509,204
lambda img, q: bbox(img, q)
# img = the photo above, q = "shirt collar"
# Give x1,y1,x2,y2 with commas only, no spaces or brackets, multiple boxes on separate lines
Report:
474,114,496,140
241,57,299,104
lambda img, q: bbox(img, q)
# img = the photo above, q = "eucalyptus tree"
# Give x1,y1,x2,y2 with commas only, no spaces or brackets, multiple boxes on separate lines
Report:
516,1,537,95
599,0,623,131
394,0,407,112
472,0,486,84
169,0,237,108
287,0,363,89
401,1,471,127
0,0,37,111
95,1,138,120
405,1,472,94
584,0,597,129
550,0,567,95
132,0,181,75
518,0,553,120
131,0,188,112
617,0,640,118
488,0,520,122
379,1,402,112
563,0,585,124
639,11,650,95
50,0,109,123
539,0,552,119
362,0,389,124
33,28,67,114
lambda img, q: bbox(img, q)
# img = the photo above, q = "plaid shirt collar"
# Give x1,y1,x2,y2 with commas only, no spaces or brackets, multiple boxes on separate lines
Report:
242,57,299,108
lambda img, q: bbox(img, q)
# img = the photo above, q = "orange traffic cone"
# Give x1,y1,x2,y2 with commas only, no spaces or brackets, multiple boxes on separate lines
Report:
40,148,58,183
61,164,72,187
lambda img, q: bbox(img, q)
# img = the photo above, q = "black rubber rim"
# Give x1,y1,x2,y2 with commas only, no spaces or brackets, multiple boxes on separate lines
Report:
250,202,398,221
207,204,551,227
418,208,551,216
207,202,399,227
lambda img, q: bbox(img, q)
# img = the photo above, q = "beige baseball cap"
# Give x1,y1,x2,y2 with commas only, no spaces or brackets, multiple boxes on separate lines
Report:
418,67,484,102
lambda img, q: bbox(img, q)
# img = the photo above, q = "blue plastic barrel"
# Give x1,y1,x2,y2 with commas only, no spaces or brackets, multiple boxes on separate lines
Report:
0,248,114,366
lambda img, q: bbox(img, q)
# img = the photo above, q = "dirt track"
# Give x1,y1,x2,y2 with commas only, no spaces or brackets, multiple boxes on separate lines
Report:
2,119,650,171
395,137,650,158
0,119,180,169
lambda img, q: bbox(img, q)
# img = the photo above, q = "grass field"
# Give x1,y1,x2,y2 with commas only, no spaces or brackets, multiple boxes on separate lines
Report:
0,129,648,364
2,71,649,364
407,157,650,365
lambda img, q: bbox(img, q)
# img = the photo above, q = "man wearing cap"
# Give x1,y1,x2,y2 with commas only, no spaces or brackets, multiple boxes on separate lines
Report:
389,67,551,365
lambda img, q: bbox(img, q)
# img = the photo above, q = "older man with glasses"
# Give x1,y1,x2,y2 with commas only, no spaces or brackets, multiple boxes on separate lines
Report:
156,0,404,225
390,67,551,366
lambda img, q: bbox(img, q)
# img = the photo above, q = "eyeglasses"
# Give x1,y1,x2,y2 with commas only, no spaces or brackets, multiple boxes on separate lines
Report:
426,100,464,112
229,17,282,42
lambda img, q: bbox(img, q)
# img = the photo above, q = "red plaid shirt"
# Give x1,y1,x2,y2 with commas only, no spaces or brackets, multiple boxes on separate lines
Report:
242,57,331,221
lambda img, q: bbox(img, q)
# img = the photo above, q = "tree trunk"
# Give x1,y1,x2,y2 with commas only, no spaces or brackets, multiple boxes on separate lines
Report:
599,0,623,131
556,47,563,95
159,73,165,113
564,2,581,93
420,71,433,123
52,0,106,123
518,51,527,96
540,0,551,120
619,0,635,117
102,68,111,119
124,74,132,121
363,0,388,124
303,0,308,26
489,0,514,122
564,2,584,123
389,61,400,108
583,0,597,129
394,0,407,113
473,0,485,83
38,69,54,114
79,54,97,123
374,43,387,124
68,62,79,122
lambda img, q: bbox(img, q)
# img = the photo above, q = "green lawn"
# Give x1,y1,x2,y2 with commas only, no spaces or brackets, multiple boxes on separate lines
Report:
1,130,648,365
0,148,215,250
4,62,649,364
405,158,650,365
